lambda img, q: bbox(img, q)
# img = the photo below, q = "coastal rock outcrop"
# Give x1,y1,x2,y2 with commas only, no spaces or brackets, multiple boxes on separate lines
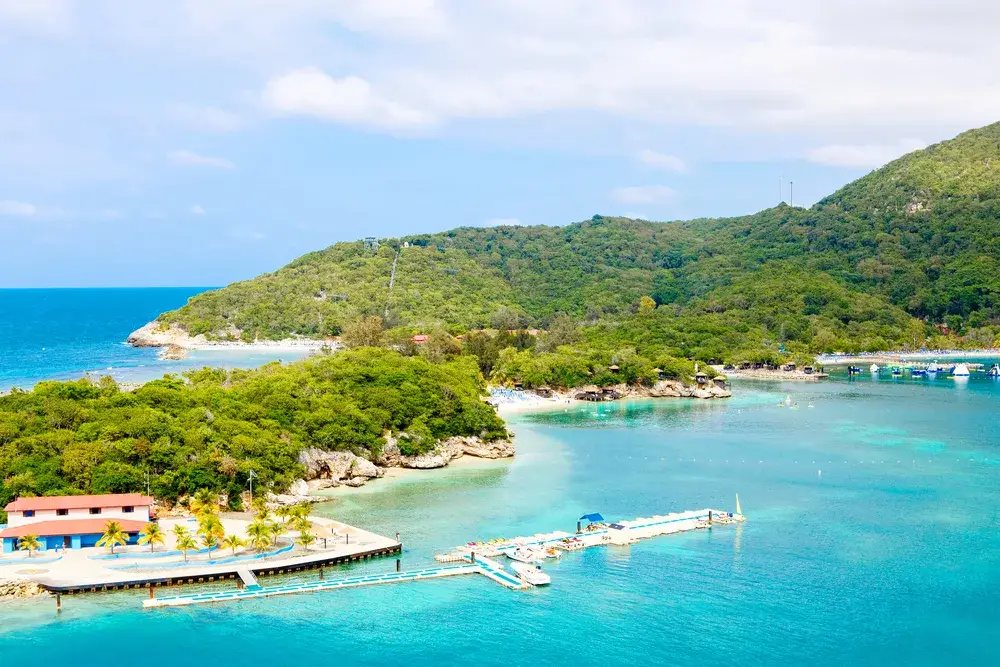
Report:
298,449,385,486
127,321,200,348
0,579,46,599
398,435,515,469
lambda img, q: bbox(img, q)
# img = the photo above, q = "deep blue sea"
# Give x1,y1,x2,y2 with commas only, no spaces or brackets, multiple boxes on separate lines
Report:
0,288,311,390
2,290,1000,665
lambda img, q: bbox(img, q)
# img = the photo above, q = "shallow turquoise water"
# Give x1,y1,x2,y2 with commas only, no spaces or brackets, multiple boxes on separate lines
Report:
3,376,999,665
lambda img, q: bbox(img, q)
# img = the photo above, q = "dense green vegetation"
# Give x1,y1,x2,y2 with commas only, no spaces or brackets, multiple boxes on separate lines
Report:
157,122,1000,356
0,349,505,520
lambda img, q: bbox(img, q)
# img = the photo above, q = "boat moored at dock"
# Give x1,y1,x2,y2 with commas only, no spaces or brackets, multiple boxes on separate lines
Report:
511,562,551,586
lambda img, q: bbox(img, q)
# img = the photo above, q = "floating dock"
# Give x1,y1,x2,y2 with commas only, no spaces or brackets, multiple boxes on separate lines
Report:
437,508,744,562
141,506,743,609
143,556,524,608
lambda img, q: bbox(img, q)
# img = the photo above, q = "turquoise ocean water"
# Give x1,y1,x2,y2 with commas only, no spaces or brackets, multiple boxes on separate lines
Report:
2,290,1000,665
0,288,312,390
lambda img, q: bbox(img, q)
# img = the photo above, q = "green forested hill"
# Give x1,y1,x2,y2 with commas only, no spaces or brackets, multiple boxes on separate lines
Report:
158,122,1000,357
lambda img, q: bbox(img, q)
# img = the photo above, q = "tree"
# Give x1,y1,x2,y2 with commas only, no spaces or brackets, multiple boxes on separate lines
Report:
17,534,40,558
97,520,129,554
294,515,317,550
246,519,272,552
172,523,190,541
221,534,245,556
297,525,316,550
637,295,656,315
138,523,165,553
341,316,386,349
274,505,292,526
175,533,197,562
251,495,270,520
189,489,219,519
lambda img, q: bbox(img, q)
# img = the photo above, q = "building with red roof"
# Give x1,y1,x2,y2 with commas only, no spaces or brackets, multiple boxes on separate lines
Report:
1,493,153,554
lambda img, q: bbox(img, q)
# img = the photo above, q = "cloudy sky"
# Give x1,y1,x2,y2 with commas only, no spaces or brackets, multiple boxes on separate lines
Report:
1,0,998,286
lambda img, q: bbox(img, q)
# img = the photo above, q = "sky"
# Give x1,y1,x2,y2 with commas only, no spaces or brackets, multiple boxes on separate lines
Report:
1,1,999,287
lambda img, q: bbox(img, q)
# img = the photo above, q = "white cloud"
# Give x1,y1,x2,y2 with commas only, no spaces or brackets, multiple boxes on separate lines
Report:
806,138,928,168
612,185,675,204
169,149,236,170
190,204,206,215
484,217,521,227
0,199,37,216
637,149,686,172
262,68,434,129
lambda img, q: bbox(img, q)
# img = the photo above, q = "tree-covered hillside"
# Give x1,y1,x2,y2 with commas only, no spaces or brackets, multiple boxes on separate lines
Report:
156,122,1000,355
0,349,506,514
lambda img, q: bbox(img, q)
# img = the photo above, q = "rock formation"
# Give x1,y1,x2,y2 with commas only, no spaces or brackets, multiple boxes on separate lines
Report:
0,579,46,599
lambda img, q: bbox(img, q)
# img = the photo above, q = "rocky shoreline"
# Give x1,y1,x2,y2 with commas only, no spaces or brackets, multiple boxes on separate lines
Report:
269,435,515,505
0,579,47,600
126,321,329,354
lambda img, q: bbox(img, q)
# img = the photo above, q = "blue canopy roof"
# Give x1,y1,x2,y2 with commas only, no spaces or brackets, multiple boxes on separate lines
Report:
579,513,604,522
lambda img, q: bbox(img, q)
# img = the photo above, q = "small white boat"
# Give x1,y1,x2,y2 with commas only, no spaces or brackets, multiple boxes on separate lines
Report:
505,547,543,563
510,562,551,586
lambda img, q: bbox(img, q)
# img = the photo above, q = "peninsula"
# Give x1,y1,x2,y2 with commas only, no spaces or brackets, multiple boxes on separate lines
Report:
132,122,1000,368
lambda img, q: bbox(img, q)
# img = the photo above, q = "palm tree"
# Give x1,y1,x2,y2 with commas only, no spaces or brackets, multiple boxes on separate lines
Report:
175,533,197,562
17,534,41,558
274,505,292,526
251,495,269,520
97,520,129,554
295,518,316,550
138,522,165,552
221,534,245,556
172,523,190,542
290,503,310,522
190,489,219,519
246,519,272,552
269,520,286,546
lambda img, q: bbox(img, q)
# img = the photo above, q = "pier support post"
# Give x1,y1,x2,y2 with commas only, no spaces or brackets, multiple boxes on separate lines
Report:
577,521,581,534
320,568,324,581
708,511,712,527
471,552,476,564
346,534,349,545
396,559,401,572
56,593,61,612
149,585,155,600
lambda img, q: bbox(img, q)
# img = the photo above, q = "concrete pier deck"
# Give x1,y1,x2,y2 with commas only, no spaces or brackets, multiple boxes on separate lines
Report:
0,516,401,595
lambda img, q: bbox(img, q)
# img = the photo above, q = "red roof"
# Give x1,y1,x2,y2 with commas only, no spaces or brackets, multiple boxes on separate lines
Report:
0,518,149,539
4,493,153,513
412,335,430,343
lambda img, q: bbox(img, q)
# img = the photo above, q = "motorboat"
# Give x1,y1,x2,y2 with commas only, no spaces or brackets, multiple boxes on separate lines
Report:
542,547,562,559
505,547,543,563
510,562,551,586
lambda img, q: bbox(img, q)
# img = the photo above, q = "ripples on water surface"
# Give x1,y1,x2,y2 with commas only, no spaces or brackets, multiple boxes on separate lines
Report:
2,309,1000,664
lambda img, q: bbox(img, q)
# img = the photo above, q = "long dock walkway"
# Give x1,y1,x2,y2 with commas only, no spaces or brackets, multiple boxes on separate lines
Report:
141,506,743,609
144,557,525,609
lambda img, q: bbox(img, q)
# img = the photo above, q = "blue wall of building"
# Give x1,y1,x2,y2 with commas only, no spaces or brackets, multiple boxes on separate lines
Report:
2,532,139,554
